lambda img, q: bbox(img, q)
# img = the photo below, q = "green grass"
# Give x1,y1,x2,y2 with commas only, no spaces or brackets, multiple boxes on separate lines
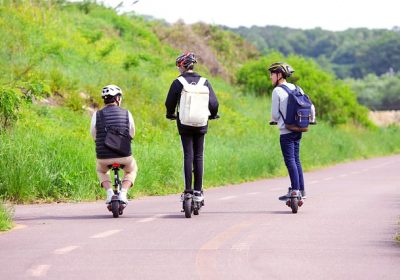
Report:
0,202,13,231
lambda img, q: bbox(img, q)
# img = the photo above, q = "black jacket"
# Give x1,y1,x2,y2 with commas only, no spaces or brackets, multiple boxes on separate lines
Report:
165,72,219,134
95,105,131,159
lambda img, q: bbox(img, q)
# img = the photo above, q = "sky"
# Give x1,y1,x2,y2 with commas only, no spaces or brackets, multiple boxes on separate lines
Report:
99,0,399,31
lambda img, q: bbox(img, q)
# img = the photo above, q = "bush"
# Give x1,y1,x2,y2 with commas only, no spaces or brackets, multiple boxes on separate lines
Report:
0,202,13,231
236,52,372,126
0,87,21,131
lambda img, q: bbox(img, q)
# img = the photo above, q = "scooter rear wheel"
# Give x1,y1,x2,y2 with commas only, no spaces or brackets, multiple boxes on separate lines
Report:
111,200,120,218
184,198,192,218
290,197,298,214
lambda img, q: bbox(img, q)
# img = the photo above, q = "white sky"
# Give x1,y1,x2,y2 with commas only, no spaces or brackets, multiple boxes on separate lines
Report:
99,0,399,31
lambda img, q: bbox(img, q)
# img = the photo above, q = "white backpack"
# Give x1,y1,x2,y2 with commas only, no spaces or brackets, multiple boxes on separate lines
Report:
178,76,210,127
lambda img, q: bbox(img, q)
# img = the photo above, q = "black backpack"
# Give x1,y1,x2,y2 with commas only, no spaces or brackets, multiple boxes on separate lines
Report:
279,84,313,132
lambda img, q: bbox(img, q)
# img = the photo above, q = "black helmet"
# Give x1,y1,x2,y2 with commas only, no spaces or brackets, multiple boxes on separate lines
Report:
176,52,197,69
268,62,294,78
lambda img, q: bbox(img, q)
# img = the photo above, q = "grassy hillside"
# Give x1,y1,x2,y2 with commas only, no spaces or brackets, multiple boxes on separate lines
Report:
0,0,399,226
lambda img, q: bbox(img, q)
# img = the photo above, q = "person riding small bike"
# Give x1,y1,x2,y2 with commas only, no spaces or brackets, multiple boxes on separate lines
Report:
90,85,138,205
165,52,219,204
268,62,315,201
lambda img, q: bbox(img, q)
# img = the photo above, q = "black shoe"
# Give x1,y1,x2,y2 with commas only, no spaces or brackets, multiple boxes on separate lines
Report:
278,188,292,201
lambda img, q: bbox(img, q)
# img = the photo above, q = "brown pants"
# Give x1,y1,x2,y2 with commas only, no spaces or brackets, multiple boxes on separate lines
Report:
96,156,138,186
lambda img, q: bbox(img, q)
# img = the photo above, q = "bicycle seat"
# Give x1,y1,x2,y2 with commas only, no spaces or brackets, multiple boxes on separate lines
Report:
107,163,125,169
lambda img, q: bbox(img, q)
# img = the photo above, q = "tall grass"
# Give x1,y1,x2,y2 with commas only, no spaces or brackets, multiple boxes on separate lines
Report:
0,201,13,231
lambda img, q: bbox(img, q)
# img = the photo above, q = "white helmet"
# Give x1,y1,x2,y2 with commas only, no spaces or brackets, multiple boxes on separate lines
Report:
101,84,122,98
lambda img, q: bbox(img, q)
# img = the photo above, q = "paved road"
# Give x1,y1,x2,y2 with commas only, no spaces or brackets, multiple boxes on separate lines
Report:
1,155,399,279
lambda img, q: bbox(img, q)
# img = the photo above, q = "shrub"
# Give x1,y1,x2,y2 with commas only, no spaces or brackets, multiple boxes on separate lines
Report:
0,86,21,131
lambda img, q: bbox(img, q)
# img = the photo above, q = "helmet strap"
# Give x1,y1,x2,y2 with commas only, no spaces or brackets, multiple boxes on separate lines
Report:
274,73,285,87
115,95,121,107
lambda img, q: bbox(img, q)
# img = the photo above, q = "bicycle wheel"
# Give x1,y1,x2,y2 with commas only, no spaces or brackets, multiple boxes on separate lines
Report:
111,200,120,218
184,198,192,218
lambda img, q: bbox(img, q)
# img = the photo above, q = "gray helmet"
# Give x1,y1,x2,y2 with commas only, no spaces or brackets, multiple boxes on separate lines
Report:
268,62,295,78
101,85,122,98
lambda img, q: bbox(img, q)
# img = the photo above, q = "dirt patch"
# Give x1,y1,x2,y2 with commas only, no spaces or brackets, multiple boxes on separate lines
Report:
369,110,400,126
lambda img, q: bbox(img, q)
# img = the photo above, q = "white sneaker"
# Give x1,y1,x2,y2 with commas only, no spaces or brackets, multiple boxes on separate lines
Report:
193,191,204,202
118,190,128,204
105,189,114,204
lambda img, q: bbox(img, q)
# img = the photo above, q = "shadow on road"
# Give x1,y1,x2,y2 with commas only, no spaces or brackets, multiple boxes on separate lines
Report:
14,215,114,221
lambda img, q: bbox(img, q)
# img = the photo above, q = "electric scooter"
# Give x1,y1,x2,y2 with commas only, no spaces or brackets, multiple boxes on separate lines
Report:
181,191,204,218
106,163,126,218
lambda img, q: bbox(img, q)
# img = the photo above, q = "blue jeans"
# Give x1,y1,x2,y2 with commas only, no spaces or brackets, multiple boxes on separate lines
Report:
279,132,304,191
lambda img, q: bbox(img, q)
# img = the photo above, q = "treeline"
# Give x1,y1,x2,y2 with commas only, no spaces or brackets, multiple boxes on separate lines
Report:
346,73,400,110
227,25,400,79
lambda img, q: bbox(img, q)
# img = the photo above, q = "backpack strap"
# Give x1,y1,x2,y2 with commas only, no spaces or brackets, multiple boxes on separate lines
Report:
277,84,297,121
177,76,189,86
178,76,207,86
198,77,207,85
98,109,108,132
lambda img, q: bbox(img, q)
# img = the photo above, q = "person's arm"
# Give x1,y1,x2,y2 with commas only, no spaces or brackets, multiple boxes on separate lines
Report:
310,104,316,123
128,111,135,138
271,88,280,122
90,112,97,140
206,80,219,118
165,79,181,119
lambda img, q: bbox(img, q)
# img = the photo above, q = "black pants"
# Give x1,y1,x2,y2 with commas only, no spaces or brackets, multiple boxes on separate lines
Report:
180,133,205,192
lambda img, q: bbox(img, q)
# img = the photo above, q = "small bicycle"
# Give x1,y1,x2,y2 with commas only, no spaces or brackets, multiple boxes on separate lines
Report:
106,163,126,218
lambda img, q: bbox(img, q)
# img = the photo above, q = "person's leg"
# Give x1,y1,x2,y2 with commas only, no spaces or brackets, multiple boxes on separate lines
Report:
121,156,138,190
193,133,205,193
96,159,114,203
293,133,305,194
280,133,300,190
180,134,194,193
117,156,138,204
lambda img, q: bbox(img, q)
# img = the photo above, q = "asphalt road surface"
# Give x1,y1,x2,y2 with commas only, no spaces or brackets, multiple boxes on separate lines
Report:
1,155,399,280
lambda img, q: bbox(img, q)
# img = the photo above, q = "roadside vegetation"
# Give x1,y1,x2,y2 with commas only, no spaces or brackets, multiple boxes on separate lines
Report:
0,1,399,228
0,201,13,231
